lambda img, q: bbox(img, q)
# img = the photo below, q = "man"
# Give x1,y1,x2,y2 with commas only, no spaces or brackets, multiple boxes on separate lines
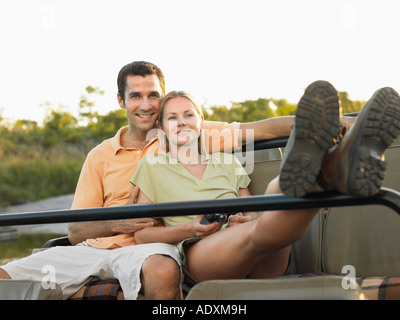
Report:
0,61,306,299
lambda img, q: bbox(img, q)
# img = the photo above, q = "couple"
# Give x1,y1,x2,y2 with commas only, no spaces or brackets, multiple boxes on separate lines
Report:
1,60,399,300
2,60,298,299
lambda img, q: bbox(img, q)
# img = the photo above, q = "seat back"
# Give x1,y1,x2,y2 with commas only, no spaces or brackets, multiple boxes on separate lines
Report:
321,142,400,277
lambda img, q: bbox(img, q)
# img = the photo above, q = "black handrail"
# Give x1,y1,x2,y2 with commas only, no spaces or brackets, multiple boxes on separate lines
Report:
241,137,288,151
1,188,399,227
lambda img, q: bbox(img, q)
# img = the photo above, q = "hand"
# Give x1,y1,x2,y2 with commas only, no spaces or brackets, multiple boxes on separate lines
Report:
110,218,159,234
191,215,223,238
226,215,253,227
114,186,159,233
126,186,140,205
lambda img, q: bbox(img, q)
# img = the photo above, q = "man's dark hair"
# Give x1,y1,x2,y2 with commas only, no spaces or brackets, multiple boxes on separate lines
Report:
117,61,165,104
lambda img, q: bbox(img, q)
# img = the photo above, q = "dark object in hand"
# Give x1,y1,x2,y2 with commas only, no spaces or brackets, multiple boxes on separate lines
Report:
200,213,232,225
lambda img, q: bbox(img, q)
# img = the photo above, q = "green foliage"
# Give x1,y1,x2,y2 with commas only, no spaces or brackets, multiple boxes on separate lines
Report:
43,107,79,146
338,91,364,114
0,156,83,207
272,98,297,116
232,98,274,122
204,98,274,122
79,85,104,125
0,233,65,262
92,109,128,140
204,92,364,122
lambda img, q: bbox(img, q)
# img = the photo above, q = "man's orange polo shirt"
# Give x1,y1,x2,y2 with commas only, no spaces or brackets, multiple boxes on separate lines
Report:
71,121,241,209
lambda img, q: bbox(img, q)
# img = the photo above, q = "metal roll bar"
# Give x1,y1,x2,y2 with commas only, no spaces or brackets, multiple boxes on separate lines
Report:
1,188,400,227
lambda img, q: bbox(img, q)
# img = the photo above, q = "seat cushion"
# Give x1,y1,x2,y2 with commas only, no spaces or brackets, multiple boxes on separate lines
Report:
66,275,400,300
185,275,363,300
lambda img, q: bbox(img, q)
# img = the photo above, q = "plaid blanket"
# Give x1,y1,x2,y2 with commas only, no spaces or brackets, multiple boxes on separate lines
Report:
358,276,400,300
68,276,400,300
69,279,125,300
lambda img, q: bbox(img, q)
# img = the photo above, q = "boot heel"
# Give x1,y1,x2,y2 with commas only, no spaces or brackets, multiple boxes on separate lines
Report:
279,80,340,197
350,155,386,197
328,87,400,197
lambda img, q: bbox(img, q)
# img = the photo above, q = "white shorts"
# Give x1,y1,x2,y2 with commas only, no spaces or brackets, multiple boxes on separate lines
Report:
1,243,180,300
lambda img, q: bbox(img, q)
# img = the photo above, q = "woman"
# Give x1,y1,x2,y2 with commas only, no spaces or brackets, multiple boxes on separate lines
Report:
130,91,317,284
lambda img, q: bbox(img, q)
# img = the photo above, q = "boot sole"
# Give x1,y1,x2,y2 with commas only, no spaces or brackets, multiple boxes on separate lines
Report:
346,87,400,197
280,80,340,197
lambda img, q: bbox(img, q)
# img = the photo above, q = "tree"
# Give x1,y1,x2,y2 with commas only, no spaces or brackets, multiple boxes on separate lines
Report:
204,105,231,122
204,98,275,123
231,98,274,122
338,91,364,114
42,105,79,146
272,98,297,116
79,85,104,125
92,109,128,140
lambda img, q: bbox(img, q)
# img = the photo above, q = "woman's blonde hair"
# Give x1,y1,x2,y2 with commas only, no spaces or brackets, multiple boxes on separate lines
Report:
157,91,208,156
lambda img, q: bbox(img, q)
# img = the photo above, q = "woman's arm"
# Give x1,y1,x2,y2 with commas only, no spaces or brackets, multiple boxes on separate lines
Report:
133,188,222,244
134,221,194,244
227,187,260,227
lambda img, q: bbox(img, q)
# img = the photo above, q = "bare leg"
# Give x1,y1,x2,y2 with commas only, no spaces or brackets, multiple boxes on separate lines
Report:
186,176,319,282
140,255,181,300
247,246,291,279
0,268,11,279
1,253,181,300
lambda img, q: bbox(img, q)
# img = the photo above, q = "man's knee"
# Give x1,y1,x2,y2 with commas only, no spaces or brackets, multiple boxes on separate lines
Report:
142,255,180,284
0,268,11,279
141,255,181,299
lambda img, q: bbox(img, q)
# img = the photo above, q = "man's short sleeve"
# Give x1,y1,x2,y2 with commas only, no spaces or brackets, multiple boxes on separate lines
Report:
71,151,105,209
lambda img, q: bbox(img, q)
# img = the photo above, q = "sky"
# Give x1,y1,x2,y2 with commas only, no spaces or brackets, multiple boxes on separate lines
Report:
0,0,400,124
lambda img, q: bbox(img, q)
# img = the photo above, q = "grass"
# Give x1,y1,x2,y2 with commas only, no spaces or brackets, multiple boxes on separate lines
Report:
0,155,83,208
0,233,65,264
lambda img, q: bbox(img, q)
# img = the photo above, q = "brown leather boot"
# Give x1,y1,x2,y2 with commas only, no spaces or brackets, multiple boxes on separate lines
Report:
319,87,400,197
279,80,341,197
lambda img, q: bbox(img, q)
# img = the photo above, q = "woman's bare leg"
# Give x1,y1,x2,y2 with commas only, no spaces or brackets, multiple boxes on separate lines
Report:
246,246,291,279
185,176,318,282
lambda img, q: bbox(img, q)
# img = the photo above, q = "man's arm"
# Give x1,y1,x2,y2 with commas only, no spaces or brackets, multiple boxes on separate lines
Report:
239,115,355,144
239,116,294,142
68,173,156,244
68,219,157,245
